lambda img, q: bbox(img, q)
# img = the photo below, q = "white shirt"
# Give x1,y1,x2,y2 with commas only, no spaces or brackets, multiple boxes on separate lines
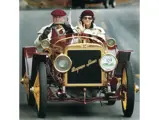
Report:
34,23,53,47
34,23,76,47
74,23,106,41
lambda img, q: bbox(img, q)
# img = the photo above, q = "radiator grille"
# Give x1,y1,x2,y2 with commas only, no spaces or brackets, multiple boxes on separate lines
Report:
67,50,101,84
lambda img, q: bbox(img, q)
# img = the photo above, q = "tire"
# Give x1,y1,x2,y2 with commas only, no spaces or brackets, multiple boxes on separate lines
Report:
72,0,78,8
72,0,85,9
121,62,135,117
111,0,116,8
103,0,109,8
22,72,35,107
106,92,116,105
27,94,35,107
80,2,85,9
34,62,47,118
107,100,116,105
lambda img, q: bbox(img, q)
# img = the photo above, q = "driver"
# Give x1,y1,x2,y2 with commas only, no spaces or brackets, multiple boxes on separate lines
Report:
34,9,74,51
75,10,109,41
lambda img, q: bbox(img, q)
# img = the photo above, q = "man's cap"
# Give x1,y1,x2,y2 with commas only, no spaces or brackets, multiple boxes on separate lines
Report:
51,9,66,16
80,10,94,18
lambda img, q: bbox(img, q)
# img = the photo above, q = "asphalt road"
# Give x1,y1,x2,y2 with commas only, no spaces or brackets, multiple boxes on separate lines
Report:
20,2,140,120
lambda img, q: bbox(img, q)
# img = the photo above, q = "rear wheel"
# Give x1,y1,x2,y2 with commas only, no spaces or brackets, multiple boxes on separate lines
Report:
121,62,135,117
27,80,35,107
22,72,35,107
33,62,47,118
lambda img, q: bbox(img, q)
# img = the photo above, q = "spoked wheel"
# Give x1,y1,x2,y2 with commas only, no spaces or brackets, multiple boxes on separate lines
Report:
121,62,135,117
32,62,47,118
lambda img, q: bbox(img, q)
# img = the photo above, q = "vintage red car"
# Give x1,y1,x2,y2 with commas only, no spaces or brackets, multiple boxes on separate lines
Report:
21,33,139,118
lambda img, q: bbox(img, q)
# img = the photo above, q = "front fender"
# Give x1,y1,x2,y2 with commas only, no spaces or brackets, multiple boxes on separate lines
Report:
117,50,133,63
115,50,133,77
30,54,47,86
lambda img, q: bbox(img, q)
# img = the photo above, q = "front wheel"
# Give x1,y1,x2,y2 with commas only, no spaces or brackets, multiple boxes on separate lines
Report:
32,62,47,118
121,62,135,117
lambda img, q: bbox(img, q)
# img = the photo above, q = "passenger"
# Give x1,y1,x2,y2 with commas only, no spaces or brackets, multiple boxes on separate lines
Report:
75,10,110,41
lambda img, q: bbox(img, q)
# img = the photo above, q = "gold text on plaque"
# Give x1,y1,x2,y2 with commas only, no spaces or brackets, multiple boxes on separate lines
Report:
71,59,97,73
86,59,97,67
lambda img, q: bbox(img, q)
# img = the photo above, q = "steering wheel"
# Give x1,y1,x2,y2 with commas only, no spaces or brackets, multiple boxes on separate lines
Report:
52,33,106,50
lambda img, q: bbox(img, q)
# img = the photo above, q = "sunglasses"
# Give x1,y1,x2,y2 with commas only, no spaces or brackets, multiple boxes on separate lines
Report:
83,16,93,20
